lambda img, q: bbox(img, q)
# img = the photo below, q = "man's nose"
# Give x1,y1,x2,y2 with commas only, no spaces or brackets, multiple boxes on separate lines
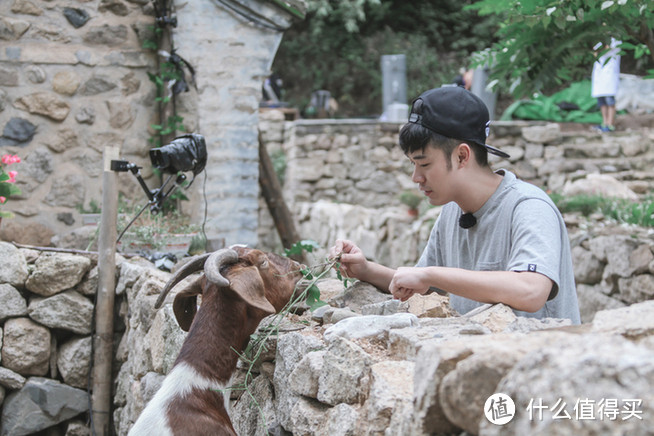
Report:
412,167,424,184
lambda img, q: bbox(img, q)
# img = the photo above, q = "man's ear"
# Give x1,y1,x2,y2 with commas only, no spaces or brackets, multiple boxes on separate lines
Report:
454,142,472,168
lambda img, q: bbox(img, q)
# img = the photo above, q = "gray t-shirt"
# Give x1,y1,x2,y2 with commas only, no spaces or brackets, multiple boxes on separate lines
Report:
416,170,581,324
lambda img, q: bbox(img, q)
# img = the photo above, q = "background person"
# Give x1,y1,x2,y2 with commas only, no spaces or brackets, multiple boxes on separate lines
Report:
330,86,581,324
591,38,621,132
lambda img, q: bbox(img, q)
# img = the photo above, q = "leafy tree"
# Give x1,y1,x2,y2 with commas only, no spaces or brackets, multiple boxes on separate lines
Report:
273,0,500,117
467,0,654,96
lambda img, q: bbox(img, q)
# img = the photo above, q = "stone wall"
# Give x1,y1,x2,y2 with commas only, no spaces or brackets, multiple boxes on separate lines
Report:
260,115,654,212
258,114,654,269
0,0,158,243
0,0,298,248
109,244,654,435
1,221,653,434
0,242,102,435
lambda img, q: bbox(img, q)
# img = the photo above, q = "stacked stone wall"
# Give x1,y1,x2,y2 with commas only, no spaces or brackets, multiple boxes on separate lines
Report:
0,241,103,435
1,0,297,250
258,114,654,267
0,0,158,243
1,225,654,434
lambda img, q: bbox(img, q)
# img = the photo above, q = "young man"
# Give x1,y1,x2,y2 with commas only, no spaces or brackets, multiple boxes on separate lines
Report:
330,86,581,323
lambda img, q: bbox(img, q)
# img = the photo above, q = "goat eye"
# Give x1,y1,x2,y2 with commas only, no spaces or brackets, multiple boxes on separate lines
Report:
260,259,269,268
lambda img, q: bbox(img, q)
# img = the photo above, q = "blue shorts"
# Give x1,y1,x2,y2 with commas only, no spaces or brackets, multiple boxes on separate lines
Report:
597,96,616,107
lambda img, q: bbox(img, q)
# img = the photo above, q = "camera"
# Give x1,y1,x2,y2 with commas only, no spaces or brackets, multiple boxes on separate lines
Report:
149,133,207,176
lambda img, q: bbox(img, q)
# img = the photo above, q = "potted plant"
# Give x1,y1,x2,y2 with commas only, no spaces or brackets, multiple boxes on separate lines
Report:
399,190,423,217
77,199,103,226
0,154,22,224
117,207,200,258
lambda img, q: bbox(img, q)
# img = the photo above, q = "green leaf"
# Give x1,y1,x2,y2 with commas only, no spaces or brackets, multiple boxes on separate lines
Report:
284,239,320,257
305,284,327,311
142,40,158,50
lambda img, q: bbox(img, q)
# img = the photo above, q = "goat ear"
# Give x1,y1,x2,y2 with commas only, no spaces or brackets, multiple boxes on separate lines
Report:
172,276,203,332
228,266,276,315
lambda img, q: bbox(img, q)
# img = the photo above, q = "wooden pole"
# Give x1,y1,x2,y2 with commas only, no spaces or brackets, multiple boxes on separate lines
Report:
91,146,120,435
258,134,304,261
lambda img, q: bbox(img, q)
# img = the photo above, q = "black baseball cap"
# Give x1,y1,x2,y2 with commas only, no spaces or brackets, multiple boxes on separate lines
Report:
408,86,510,159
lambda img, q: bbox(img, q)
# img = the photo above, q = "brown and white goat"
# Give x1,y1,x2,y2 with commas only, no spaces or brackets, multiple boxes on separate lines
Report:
128,246,303,436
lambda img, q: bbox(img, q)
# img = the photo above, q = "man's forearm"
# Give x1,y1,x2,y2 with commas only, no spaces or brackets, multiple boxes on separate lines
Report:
422,267,552,312
357,262,396,293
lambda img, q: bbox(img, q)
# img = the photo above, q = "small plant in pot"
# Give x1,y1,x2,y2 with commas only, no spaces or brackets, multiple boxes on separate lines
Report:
117,206,200,258
399,190,423,217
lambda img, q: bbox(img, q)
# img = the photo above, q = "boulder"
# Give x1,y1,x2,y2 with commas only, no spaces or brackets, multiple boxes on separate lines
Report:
288,350,325,398
25,253,92,297
27,291,94,334
0,242,29,287
273,331,325,431
0,283,28,320
479,334,654,435
317,336,372,405
1,377,88,436
323,313,419,342
289,397,330,435
521,123,561,144
562,173,639,201
572,245,605,285
0,366,27,390
57,336,92,388
576,284,625,324
365,360,415,434
1,317,50,376
406,293,457,318
231,375,279,436
145,304,187,374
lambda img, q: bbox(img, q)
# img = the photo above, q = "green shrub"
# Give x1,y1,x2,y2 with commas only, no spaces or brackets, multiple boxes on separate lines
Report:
550,193,654,228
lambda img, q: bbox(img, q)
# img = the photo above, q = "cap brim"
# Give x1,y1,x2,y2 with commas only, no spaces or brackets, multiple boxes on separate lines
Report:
484,144,511,159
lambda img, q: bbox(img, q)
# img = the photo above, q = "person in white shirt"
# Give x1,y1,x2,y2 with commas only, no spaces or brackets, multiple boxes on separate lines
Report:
591,38,621,132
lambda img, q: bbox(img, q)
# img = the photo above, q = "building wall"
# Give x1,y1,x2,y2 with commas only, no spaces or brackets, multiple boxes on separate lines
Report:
0,0,158,242
0,0,297,248
173,0,294,248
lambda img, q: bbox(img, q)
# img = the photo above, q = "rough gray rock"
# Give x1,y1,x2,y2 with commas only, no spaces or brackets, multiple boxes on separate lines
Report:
28,290,94,334
2,117,36,144
365,360,415,435
0,283,28,320
0,241,29,287
0,366,27,390
273,331,326,431
323,313,419,342
57,336,92,388
25,252,92,296
2,317,51,376
0,377,89,436
521,123,561,144
479,334,654,436
63,8,90,28
317,336,372,405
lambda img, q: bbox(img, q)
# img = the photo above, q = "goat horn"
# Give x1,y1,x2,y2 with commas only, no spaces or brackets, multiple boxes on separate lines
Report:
154,253,212,309
204,248,239,287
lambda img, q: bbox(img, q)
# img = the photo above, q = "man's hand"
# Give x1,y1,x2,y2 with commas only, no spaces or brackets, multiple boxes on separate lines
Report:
329,239,368,280
389,267,429,301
